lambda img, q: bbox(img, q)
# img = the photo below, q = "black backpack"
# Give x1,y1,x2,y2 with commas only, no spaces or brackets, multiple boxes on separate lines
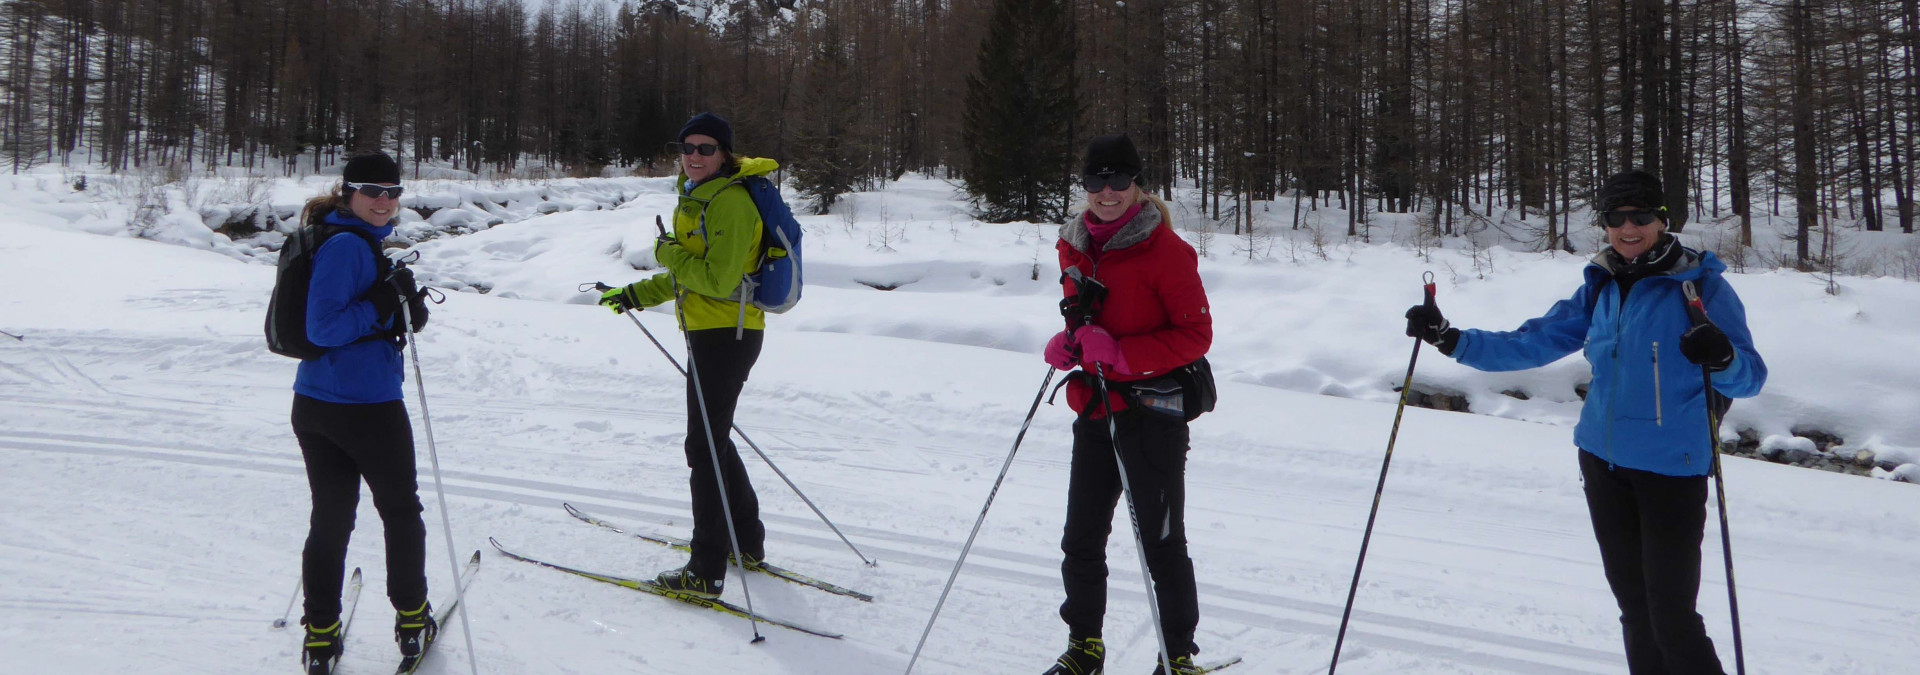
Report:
265,223,390,360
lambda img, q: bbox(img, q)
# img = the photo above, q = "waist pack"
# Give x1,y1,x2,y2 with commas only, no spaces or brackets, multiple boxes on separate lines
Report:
1061,356,1218,422
1168,356,1218,421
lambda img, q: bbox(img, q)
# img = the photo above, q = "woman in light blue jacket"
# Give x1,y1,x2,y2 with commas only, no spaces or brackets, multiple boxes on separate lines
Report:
1404,170,1764,675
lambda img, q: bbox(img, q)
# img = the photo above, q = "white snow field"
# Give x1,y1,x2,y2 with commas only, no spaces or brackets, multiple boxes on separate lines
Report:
2,174,1916,674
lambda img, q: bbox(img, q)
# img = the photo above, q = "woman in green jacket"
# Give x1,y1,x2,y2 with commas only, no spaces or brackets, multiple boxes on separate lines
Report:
601,112,775,597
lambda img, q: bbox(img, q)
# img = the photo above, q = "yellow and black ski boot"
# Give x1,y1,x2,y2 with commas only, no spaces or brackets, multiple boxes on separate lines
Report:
394,600,438,657
1043,636,1105,675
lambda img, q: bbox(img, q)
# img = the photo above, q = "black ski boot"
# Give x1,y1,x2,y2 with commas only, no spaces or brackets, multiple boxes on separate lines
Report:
1148,654,1203,675
1043,636,1105,675
300,616,343,675
394,600,438,657
655,567,724,598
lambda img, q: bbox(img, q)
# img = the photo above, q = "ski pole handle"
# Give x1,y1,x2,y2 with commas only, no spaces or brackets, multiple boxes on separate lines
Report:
655,215,668,237
1422,271,1437,306
580,281,615,293
1681,280,1713,327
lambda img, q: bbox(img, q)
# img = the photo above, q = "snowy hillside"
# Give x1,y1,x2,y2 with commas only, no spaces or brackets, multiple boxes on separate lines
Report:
1,173,1917,674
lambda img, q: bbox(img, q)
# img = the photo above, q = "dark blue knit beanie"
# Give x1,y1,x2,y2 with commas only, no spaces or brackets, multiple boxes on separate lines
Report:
678,113,734,152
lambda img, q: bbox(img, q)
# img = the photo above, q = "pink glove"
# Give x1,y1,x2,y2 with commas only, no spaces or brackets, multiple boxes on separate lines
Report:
1044,330,1079,370
1073,326,1130,375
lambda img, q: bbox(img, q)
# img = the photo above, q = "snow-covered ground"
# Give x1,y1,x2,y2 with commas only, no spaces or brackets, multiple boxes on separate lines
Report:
2,171,1916,674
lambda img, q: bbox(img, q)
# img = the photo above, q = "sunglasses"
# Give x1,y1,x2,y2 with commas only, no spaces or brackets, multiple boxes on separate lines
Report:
1600,209,1663,228
1082,173,1135,193
344,182,404,199
666,141,721,157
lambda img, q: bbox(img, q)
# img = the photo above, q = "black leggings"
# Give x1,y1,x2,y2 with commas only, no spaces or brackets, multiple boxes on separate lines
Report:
1058,409,1200,656
682,328,766,580
293,395,428,620
1580,449,1726,675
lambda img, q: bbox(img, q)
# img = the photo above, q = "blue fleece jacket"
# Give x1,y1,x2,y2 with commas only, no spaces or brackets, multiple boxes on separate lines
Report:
1449,248,1766,476
293,211,405,404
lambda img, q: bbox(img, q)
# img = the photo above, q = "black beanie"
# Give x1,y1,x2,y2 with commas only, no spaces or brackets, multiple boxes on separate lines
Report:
342,151,401,185
1595,169,1666,213
678,112,734,152
1083,133,1143,178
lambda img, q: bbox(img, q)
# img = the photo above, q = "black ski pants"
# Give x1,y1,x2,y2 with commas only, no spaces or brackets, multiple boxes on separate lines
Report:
1059,408,1200,656
682,328,766,581
1580,449,1727,675
293,395,428,621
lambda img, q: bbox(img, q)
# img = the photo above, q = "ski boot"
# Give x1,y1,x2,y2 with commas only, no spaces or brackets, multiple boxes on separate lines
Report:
394,600,438,657
654,567,724,598
1148,654,1203,675
1042,636,1105,675
300,616,343,675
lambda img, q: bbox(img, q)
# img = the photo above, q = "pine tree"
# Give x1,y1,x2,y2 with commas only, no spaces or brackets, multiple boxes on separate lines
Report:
960,0,1079,224
789,8,863,214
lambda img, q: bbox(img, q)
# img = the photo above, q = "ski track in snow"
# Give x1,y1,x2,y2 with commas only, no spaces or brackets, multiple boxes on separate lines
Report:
3,177,1918,674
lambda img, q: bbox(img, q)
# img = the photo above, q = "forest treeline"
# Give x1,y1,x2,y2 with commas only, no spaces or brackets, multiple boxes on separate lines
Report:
2,0,1916,267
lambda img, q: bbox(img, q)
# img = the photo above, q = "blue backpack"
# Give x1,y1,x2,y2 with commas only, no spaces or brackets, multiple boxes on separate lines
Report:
738,176,803,313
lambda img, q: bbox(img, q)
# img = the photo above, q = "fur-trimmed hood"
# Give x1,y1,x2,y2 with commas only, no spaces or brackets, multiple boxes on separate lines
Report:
1059,194,1175,255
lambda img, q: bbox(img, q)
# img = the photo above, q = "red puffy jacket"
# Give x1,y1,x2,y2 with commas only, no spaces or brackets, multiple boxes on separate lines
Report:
1057,196,1212,417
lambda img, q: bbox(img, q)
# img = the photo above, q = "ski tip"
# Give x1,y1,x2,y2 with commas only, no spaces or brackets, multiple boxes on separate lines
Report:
487,537,505,551
469,549,482,564
562,502,583,517
349,567,363,581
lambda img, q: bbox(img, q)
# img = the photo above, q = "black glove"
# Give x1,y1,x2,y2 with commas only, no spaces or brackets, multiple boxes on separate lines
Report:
405,292,429,332
365,267,419,323
1679,323,1735,372
1405,303,1461,356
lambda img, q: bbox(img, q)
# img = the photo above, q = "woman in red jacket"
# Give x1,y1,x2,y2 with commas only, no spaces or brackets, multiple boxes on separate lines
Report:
1041,134,1214,675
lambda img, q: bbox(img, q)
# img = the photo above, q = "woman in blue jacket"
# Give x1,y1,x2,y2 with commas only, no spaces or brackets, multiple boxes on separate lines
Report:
1404,170,1764,675
291,152,435,674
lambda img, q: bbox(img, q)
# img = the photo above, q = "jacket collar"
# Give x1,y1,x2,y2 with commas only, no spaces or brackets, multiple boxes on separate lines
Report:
1060,195,1170,256
322,209,394,240
1583,235,1725,286
678,156,782,199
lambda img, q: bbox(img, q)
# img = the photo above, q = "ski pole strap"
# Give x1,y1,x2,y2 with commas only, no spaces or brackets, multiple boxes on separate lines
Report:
1047,371,1079,405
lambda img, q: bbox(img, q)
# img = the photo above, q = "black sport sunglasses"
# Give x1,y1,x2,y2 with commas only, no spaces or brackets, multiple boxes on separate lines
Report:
1082,173,1135,193
344,182,404,199
1600,209,1663,228
666,141,721,157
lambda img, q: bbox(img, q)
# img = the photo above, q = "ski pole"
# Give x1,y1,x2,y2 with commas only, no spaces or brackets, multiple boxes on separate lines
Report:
1058,265,1173,672
270,578,302,630
1329,271,1435,675
675,293,766,644
0,329,21,341
399,285,484,675
1093,363,1176,674
585,281,876,567
1682,282,1746,675
904,366,1057,675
